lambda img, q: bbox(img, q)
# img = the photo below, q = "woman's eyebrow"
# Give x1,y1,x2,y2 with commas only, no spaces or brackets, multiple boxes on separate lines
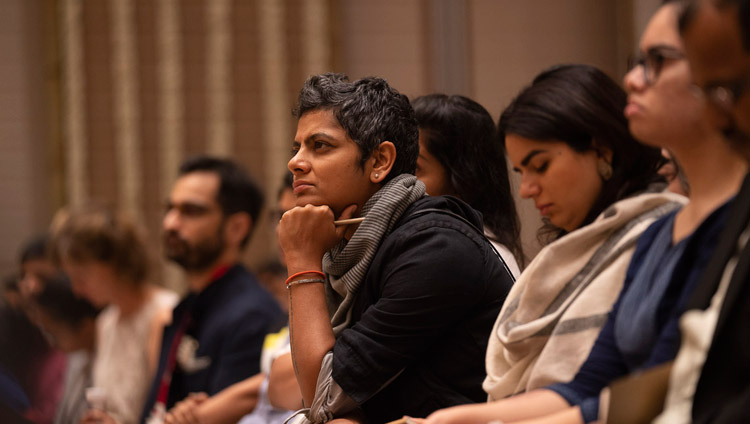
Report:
304,132,335,143
521,149,545,167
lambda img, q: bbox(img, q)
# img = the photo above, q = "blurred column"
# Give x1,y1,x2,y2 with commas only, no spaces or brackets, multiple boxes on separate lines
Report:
206,0,233,156
110,0,142,217
61,0,88,207
301,0,332,78
258,0,290,188
427,0,471,95
157,0,186,290
157,0,184,194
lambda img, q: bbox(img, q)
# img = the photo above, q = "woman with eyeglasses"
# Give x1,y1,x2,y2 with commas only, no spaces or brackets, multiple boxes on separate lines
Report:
414,2,746,424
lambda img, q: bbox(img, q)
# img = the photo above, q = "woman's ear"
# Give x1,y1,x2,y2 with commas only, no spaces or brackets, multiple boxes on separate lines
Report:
369,141,397,183
592,140,614,164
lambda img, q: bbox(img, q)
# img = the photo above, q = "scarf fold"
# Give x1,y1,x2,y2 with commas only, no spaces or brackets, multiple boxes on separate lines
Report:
322,174,426,336
483,190,685,401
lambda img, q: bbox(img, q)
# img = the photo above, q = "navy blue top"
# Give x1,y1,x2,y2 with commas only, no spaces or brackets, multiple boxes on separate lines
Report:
140,264,284,421
549,199,731,422
0,364,29,414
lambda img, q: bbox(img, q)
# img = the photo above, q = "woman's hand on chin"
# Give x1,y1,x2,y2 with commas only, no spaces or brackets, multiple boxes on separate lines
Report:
278,204,357,271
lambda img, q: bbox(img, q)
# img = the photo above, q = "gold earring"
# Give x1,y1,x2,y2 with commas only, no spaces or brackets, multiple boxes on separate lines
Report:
597,159,613,181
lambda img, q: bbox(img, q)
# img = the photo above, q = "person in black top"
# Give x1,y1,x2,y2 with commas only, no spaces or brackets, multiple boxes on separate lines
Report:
139,156,284,424
659,0,750,421
276,73,514,423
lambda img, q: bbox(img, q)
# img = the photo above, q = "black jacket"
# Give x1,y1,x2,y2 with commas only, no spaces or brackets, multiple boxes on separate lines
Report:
140,264,284,421
688,174,750,423
331,195,514,423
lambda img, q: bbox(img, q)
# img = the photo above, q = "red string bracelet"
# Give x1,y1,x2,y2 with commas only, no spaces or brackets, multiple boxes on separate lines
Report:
285,270,326,287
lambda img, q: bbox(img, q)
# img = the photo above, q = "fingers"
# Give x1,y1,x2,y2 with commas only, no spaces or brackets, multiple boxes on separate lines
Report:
80,409,117,424
187,392,209,403
165,395,205,424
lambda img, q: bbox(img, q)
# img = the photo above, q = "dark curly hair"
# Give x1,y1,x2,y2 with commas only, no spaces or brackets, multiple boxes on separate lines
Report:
293,73,419,183
413,94,524,266
499,64,665,237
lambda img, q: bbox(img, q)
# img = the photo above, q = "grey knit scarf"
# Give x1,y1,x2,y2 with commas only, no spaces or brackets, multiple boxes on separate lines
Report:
322,174,426,336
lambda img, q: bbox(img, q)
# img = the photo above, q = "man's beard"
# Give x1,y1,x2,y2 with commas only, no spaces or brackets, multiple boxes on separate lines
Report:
163,230,225,272
723,125,750,162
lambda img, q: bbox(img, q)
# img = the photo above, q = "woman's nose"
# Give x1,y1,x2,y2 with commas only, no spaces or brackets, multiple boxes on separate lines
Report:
519,177,540,199
623,65,646,94
288,149,310,173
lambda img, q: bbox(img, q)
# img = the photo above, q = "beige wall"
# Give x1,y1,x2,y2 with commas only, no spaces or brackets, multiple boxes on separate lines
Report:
469,0,627,258
1,0,664,276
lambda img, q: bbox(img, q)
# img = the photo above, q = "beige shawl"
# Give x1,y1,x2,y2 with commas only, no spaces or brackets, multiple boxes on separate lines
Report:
483,191,685,401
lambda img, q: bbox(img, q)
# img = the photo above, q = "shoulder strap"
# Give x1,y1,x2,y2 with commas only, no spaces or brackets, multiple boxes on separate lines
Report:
407,207,516,283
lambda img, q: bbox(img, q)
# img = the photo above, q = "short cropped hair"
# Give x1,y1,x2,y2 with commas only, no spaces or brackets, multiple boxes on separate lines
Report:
179,156,265,247
52,206,150,285
293,73,419,183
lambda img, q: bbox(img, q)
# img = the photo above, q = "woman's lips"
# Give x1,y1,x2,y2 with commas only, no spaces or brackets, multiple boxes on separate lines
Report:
292,181,313,194
624,102,642,118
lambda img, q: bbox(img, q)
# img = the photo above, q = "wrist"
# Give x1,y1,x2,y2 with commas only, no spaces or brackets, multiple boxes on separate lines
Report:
285,260,324,276
285,271,326,289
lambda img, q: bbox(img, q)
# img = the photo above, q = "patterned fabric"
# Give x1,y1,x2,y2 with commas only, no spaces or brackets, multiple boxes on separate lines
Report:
483,190,685,400
322,174,426,336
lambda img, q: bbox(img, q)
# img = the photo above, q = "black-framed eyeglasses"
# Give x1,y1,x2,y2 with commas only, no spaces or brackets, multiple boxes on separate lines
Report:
627,46,685,86
692,75,750,115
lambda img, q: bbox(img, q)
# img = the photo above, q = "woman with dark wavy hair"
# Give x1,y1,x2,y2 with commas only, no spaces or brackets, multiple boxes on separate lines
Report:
413,94,523,276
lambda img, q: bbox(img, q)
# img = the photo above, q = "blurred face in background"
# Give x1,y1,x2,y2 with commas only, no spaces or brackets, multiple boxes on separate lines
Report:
415,130,453,196
683,0,750,160
163,172,227,271
624,3,708,150
35,308,95,353
19,258,55,301
61,260,116,307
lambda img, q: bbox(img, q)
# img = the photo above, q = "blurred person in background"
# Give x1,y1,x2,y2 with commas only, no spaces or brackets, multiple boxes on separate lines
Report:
654,0,750,421
52,206,178,424
31,272,99,424
141,156,284,424
0,236,66,424
163,172,300,424
412,94,524,277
